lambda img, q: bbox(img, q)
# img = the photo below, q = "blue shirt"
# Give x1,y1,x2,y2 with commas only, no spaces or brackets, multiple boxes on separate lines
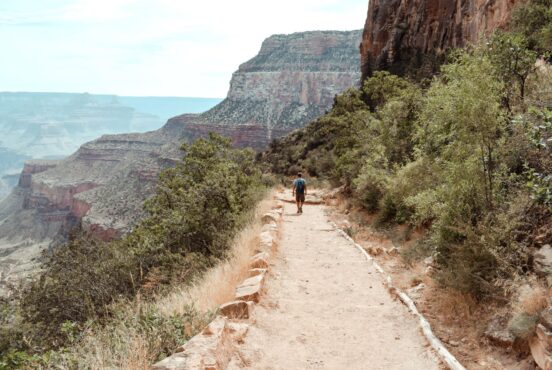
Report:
293,178,306,194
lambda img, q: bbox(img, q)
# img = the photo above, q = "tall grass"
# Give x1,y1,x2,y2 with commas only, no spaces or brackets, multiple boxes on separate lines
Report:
42,190,275,369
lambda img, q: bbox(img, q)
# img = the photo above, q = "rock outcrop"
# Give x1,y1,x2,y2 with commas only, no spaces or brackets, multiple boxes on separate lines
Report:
0,30,361,292
360,0,519,79
177,30,362,150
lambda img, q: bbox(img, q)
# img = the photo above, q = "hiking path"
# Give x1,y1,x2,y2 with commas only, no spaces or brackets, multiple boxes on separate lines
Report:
228,193,441,370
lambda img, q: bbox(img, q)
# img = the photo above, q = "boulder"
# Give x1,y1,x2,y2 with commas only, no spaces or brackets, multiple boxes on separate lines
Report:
219,301,255,320
535,245,552,276
261,222,278,239
153,316,232,370
485,316,515,348
235,282,263,303
239,273,266,288
259,231,275,252
272,201,284,210
531,328,552,370
542,307,552,331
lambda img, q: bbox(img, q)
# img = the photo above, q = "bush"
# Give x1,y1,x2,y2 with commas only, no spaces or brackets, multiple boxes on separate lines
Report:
511,0,552,53
16,133,264,351
262,35,549,301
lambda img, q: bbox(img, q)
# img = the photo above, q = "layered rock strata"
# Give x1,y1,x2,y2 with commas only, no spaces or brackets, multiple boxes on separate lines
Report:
360,0,519,79
0,31,361,291
179,30,362,150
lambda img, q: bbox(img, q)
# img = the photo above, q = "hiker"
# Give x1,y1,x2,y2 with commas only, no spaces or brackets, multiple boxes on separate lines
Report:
292,172,307,214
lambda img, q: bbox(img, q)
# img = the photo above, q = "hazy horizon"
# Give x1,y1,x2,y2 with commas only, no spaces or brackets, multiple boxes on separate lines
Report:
1,0,367,98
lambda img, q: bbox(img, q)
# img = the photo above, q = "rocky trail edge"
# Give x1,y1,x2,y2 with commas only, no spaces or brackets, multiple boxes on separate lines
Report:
227,192,442,369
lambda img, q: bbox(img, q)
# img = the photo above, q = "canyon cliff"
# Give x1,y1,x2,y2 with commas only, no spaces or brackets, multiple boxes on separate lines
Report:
360,0,519,79
176,30,362,150
0,30,361,292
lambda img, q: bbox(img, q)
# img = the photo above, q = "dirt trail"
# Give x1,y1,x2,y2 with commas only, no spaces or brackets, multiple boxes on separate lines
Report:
228,199,440,369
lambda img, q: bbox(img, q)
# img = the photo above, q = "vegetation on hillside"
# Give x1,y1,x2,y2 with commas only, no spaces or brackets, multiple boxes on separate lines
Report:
261,1,552,301
0,133,265,369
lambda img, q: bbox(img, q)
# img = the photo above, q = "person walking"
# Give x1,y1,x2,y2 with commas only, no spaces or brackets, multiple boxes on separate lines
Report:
292,172,307,214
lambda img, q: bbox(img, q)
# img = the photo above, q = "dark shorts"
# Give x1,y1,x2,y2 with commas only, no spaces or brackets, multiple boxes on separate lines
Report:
296,193,305,203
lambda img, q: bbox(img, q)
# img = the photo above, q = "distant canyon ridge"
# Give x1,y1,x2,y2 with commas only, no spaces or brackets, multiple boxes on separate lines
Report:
0,30,362,293
0,93,222,200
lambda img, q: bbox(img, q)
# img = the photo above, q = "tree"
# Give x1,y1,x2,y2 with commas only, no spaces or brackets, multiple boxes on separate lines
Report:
486,32,538,110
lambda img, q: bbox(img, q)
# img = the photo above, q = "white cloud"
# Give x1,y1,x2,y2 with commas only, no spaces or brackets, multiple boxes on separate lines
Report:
0,0,368,97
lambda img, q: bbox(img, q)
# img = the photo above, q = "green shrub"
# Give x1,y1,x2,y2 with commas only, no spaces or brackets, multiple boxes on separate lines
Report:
262,35,550,300
16,133,264,351
511,0,552,53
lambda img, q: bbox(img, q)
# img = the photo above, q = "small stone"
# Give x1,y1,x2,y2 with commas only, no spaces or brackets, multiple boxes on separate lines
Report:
407,283,425,300
387,247,399,256
367,246,385,256
534,245,552,277
219,301,254,320
541,307,552,331
536,323,552,348
248,268,267,277
249,252,270,269
261,212,279,225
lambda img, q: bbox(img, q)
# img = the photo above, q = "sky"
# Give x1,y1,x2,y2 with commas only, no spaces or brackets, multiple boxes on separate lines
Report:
0,0,367,98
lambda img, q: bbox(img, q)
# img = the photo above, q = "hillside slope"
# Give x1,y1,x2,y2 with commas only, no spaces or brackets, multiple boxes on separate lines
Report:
0,30,361,293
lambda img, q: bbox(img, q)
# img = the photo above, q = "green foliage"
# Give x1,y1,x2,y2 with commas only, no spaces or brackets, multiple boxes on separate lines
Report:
14,133,264,353
523,108,552,206
263,37,551,300
486,32,538,108
511,0,552,53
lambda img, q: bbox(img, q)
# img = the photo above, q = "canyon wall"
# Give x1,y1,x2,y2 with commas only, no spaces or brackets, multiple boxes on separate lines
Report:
180,30,362,150
360,0,519,79
0,30,361,292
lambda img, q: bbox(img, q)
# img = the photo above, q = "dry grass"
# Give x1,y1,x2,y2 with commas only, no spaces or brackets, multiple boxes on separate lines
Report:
159,190,275,314
425,283,477,325
48,190,276,370
514,283,551,316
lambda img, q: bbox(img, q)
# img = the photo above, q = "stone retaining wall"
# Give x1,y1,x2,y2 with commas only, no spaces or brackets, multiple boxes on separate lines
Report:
152,201,284,370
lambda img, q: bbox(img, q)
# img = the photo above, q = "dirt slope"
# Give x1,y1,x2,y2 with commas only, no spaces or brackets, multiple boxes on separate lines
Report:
228,198,440,369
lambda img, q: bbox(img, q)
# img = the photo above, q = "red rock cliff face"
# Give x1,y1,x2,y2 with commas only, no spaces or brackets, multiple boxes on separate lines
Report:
360,0,519,79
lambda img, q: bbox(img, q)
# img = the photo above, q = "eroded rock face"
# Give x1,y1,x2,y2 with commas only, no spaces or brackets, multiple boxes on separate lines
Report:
360,0,519,79
181,30,362,150
0,31,361,292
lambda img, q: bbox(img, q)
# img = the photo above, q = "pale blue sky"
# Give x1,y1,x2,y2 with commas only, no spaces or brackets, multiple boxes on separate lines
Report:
0,0,367,97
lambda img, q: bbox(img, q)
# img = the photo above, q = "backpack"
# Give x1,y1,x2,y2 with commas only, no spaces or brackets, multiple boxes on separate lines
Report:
295,178,306,193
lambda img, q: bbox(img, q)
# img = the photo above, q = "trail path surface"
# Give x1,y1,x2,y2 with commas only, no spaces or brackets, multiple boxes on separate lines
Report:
229,199,440,370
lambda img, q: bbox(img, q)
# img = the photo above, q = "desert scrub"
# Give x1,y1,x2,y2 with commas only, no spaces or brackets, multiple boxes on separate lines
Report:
262,34,551,301
3,133,265,363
